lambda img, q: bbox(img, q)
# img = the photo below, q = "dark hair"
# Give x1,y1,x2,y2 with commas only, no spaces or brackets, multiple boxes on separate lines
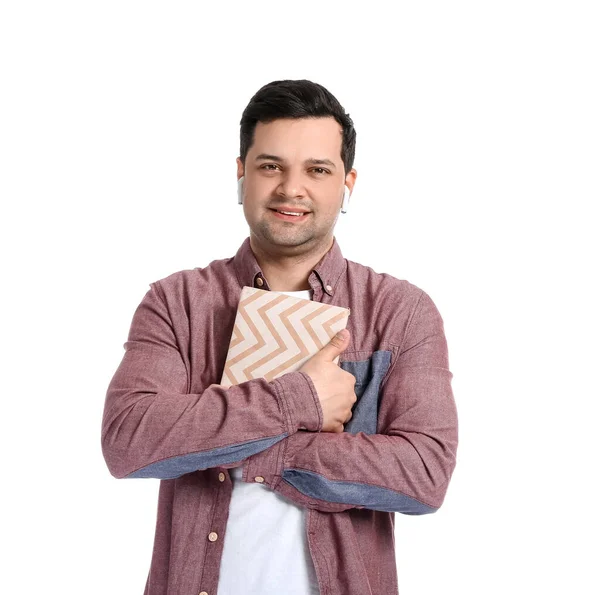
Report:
239,79,356,174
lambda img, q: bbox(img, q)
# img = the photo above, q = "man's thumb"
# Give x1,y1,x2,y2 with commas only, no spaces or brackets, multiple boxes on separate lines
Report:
319,328,350,360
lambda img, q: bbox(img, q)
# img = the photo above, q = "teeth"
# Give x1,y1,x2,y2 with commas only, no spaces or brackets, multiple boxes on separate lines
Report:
278,210,304,216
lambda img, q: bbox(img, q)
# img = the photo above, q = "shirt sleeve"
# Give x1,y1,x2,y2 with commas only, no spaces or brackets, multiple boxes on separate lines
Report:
242,290,458,514
101,282,323,480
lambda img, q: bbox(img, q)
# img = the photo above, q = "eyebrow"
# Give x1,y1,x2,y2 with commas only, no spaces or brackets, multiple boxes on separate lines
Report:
255,154,337,169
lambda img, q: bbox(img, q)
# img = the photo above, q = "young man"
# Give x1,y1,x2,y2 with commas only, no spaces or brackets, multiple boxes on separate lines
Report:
102,80,458,595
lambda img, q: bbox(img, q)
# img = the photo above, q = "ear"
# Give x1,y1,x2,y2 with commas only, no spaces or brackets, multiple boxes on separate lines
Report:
236,157,244,180
344,168,357,194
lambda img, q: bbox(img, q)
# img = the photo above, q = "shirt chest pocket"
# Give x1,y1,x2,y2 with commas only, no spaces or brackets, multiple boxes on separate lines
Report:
339,350,393,435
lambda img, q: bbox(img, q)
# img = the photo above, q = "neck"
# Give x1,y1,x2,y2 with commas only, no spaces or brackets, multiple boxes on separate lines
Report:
249,234,334,292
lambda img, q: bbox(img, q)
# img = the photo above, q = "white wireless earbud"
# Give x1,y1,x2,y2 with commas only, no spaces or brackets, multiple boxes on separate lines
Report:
341,185,350,213
237,176,244,205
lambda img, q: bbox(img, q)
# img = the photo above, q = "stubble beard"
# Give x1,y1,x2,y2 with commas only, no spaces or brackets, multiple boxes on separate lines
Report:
254,217,317,249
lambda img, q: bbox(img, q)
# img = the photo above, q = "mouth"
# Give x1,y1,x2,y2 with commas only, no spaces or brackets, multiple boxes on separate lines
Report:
268,208,311,222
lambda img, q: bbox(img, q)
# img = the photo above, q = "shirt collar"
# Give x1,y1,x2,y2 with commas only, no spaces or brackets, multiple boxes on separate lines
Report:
232,236,346,297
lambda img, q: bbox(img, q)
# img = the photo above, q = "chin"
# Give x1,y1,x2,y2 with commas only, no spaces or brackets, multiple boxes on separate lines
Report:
254,228,312,247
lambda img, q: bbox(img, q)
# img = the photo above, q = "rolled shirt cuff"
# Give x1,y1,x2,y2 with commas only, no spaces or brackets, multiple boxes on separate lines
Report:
273,371,323,433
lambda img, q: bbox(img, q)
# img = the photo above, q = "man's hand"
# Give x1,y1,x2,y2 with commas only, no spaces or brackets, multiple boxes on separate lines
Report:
298,329,356,433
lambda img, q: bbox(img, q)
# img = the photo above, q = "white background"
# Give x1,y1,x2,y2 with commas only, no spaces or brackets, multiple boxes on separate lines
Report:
2,1,599,593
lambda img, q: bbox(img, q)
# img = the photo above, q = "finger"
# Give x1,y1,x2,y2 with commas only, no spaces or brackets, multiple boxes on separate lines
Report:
317,329,350,362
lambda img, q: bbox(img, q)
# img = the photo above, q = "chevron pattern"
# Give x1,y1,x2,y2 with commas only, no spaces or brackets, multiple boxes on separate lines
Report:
220,286,350,387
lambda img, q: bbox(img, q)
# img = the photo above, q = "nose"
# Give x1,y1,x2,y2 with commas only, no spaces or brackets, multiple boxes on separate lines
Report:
276,169,306,199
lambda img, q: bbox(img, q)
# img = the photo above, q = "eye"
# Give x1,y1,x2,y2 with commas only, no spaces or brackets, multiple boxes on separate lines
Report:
311,167,330,175
261,164,280,171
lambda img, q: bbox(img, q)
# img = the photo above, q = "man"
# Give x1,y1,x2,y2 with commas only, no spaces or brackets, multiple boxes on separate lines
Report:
102,79,458,595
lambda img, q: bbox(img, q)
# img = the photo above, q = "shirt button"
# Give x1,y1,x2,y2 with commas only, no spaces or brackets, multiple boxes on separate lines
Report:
218,472,226,482
256,277,264,287
254,476,265,483
208,532,218,542
326,284,333,292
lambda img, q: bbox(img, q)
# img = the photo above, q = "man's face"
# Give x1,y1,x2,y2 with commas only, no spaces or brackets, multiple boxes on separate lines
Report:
237,117,356,253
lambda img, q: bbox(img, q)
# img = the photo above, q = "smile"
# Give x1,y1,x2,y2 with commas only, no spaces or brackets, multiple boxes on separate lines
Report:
269,209,311,221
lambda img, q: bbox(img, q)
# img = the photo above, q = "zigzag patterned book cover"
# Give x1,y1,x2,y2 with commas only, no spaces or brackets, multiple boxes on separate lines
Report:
220,286,351,387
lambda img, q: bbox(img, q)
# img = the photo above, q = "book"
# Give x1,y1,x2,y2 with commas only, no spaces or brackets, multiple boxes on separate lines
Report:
220,286,351,387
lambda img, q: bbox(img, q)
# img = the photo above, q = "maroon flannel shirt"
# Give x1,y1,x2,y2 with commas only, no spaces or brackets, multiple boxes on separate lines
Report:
102,236,458,595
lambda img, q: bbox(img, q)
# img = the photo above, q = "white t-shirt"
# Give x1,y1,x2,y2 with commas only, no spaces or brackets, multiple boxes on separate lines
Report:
216,289,320,595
